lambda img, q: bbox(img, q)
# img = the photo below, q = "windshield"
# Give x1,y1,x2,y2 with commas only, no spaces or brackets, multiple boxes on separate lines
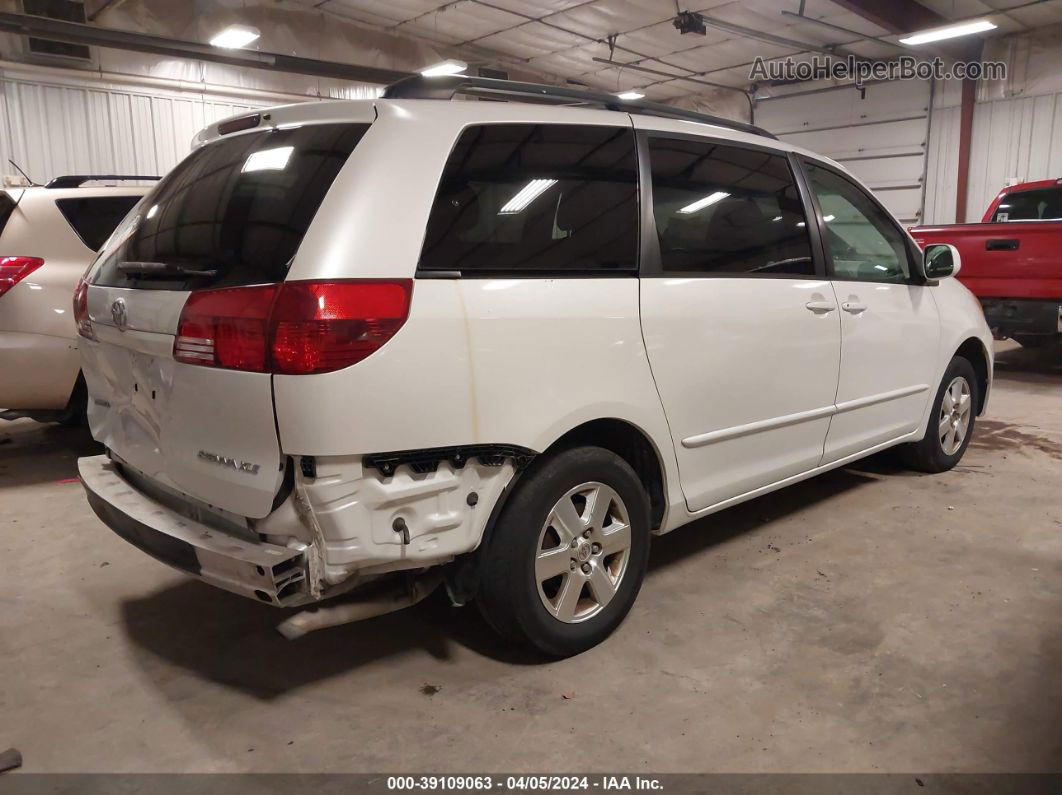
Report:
92,122,369,290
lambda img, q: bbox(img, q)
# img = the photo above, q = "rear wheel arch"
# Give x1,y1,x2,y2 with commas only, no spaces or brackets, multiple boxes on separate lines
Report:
449,418,667,605
543,418,667,532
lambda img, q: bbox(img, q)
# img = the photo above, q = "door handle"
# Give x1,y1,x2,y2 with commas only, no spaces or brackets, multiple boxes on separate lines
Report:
805,300,836,314
841,301,867,314
986,238,1019,251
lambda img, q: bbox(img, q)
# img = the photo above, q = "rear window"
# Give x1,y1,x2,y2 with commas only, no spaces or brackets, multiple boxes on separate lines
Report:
0,191,16,239
92,123,369,289
419,123,638,275
56,196,142,251
992,188,1062,222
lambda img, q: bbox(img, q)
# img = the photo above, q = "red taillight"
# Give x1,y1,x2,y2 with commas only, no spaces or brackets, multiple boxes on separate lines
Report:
175,284,278,372
0,256,44,299
174,280,413,375
271,281,413,375
73,276,94,339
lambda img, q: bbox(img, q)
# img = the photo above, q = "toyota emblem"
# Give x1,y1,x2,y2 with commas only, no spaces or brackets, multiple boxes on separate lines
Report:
111,298,128,331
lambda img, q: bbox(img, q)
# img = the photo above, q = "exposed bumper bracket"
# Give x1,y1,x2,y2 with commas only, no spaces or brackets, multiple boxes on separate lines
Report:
78,454,311,606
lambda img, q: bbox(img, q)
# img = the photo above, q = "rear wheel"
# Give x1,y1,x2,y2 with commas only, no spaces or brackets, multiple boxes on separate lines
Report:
897,356,978,473
477,446,650,657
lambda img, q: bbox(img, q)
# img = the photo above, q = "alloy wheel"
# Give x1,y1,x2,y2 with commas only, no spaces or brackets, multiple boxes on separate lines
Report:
534,482,632,623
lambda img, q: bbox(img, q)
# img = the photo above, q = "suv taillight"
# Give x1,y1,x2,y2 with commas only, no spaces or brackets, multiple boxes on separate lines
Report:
174,280,413,375
0,256,44,299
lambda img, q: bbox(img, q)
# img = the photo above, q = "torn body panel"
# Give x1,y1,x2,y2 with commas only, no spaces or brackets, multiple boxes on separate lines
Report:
78,444,527,606
292,450,523,586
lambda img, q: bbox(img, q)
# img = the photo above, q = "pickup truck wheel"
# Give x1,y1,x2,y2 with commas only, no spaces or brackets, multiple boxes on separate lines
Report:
477,446,650,658
897,356,978,473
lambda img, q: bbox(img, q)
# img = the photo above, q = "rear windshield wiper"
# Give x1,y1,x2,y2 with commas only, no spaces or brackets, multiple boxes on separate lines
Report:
117,261,217,278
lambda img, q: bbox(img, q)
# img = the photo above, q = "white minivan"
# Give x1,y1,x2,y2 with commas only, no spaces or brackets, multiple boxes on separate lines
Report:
76,76,992,657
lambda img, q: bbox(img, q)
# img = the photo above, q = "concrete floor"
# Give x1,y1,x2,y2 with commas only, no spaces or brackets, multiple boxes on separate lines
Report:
2,340,1060,773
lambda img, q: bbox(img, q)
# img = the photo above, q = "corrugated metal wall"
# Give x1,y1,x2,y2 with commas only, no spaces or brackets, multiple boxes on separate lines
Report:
0,68,266,183
756,80,932,225
965,91,1062,222
925,88,1062,224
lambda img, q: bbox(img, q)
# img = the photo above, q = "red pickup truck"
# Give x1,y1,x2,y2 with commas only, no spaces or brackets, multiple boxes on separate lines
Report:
910,178,1062,347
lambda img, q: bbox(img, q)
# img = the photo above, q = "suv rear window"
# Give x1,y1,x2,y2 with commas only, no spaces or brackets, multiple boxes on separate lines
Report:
419,123,638,275
0,191,16,238
992,188,1062,222
56,196,142,251
92,123,369,289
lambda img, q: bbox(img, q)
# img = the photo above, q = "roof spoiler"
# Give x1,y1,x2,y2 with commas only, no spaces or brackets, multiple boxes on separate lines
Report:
45,175,161,189
381,75,776,141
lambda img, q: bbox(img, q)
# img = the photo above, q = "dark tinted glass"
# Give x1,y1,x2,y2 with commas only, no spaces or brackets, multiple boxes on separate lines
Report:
0,192,15,238
649,138,814,276
420,124,638,274
805,163,909,283
56,196,141,251
992,188,1062,221
93,123,368,289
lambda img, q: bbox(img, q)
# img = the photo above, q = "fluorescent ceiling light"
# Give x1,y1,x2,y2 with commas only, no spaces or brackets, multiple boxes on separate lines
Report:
499,179,557,214
421,59,467,77
616,91,645,100
898,19,996,46
210,24,260,49
677,191,729,215
242,146,294,173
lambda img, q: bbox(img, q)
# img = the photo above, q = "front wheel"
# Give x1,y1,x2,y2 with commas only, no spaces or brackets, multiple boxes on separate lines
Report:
897,356,979,473
477,446,651,657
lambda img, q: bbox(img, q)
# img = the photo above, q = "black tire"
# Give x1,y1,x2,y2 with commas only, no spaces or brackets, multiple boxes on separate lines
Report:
56,376,88,427
477,445,651,658
897,356,979,473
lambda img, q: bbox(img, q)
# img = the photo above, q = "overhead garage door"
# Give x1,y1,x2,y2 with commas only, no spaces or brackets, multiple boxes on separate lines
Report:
755,80,933,226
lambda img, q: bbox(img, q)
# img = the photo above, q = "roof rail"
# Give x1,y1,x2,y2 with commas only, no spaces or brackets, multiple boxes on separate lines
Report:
45,174,161,189
382,75,776,140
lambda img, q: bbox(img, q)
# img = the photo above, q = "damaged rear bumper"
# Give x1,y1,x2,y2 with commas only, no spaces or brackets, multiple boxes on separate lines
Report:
79,454,311,606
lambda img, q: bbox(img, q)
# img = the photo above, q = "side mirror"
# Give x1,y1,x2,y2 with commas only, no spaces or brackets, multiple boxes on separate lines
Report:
924,243,961,280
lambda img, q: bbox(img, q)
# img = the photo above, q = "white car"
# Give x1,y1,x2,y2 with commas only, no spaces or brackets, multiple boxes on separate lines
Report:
1,178,150,422
76,77,992,657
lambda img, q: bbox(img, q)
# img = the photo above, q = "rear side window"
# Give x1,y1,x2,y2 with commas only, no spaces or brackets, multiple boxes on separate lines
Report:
992,188,1062,222
419,124,638,275
93,123,369,289
0,192,15,239
648,137,814,276
56,196,142,251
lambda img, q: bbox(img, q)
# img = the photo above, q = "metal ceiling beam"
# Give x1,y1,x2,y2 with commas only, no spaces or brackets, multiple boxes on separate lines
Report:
828,0,947,34
827,0,979,57
0,11,411,85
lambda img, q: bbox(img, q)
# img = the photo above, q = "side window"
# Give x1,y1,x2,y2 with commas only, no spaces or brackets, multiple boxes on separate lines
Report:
419,124,638,275
648,137,814,276
804,162,910,283
55,195,143,251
